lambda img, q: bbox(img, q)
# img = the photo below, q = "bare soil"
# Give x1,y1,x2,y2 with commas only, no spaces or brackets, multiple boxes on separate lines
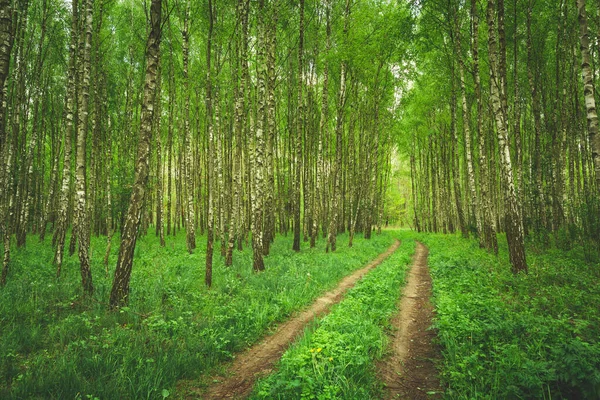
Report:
377,241,443,399
177,239,401,400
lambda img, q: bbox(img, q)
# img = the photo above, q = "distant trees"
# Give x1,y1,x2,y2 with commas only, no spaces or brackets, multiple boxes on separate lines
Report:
407,0,600,271
0,0,403,303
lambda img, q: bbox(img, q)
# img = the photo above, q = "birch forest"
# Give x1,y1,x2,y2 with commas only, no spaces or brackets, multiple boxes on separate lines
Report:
0,0,599,398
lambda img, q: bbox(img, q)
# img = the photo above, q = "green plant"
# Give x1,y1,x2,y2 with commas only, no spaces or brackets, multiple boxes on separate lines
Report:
420,233,600,399
0,231,396,399
251,238,414,399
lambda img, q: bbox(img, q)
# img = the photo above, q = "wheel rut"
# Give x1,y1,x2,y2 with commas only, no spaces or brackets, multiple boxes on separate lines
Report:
377,241,442,399
177,239,401,399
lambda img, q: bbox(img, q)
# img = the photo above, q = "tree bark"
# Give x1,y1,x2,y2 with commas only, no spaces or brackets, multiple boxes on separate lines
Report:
110,0,162,308
313,0,331,248
327,0,349,252
155,58,165,246
487,0,527,273
251,0,267,272
0,0,12,153
205,0,214,287
226,0,248,267
54,0,79,276
292,0,305,252
182,0,196,253
75,0,94,295
263,2,277,256
577,0,600,193
453,8,481,237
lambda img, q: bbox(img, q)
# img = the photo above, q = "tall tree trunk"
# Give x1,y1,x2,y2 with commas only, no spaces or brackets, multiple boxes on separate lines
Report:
472,0,497,252
449,51,468,238
0,0,12,153
487,0,527,273
263,2,277,256
103,118,113,275
182,0,196,253
327,0,349,252
205,0,214,287
577,0,600,193
313,0,331,248
54,0,79,276
167,33,175,237
0,0,13,286
292,0,305,252
109,0,162,308
226,0,248,267
75,0,94,295
453,8,481,237
155,58,165,246
252,0,266,272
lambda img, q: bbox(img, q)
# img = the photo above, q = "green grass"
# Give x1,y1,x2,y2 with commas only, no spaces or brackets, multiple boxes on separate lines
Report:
0,229,396,399
250,235,414,400
420,233,600,399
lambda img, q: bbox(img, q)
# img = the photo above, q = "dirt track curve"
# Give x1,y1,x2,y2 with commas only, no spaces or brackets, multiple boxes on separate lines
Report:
377,241,442,399
178,239,401,399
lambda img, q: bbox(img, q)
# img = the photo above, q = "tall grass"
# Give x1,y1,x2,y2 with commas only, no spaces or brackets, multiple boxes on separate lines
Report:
0,230,396,399
422,233,600,399
251,237,414,399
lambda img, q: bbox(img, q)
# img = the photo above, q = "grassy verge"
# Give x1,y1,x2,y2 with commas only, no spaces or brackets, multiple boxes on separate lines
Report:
0,230,395,399
420,233,600,399
250,236,414,399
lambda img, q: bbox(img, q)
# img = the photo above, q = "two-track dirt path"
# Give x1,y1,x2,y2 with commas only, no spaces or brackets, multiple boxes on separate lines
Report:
377,241,442,399
177,239,401,400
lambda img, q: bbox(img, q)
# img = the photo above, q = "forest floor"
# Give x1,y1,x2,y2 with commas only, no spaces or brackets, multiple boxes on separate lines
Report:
176,239,402,399
377,241,442,399
5,231,595,398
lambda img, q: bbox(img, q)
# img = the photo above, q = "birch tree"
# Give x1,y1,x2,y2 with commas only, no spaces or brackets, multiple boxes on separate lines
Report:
487,0,527,273
110,0,162,308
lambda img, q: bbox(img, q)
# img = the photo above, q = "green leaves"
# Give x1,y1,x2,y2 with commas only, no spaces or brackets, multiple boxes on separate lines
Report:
251,239,414,399
0,231,397,399
423,233,600,399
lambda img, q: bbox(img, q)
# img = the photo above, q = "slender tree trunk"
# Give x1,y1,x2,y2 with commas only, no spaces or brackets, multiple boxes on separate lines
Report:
453,9,481,237
54,0,79,276
226,0,248,266
263,2,277,256
103,118,113,275
313,0,331,248
251,0,267,272
577,0,600,193
182,0,195,253
109,0,162,308
205,0,214,287
471,0,498,253
167,34,174,237
449,51,468,238
74,0,94,295
0,0,12,153
292,0,305,252
327,0,349,252
487,0,527,273
155,58,165,246
0,3,13,283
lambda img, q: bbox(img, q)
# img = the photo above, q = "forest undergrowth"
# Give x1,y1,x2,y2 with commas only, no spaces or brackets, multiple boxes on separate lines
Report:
421,233,600,399
250,238,415,400
2,230,600,399
0,232,396,399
